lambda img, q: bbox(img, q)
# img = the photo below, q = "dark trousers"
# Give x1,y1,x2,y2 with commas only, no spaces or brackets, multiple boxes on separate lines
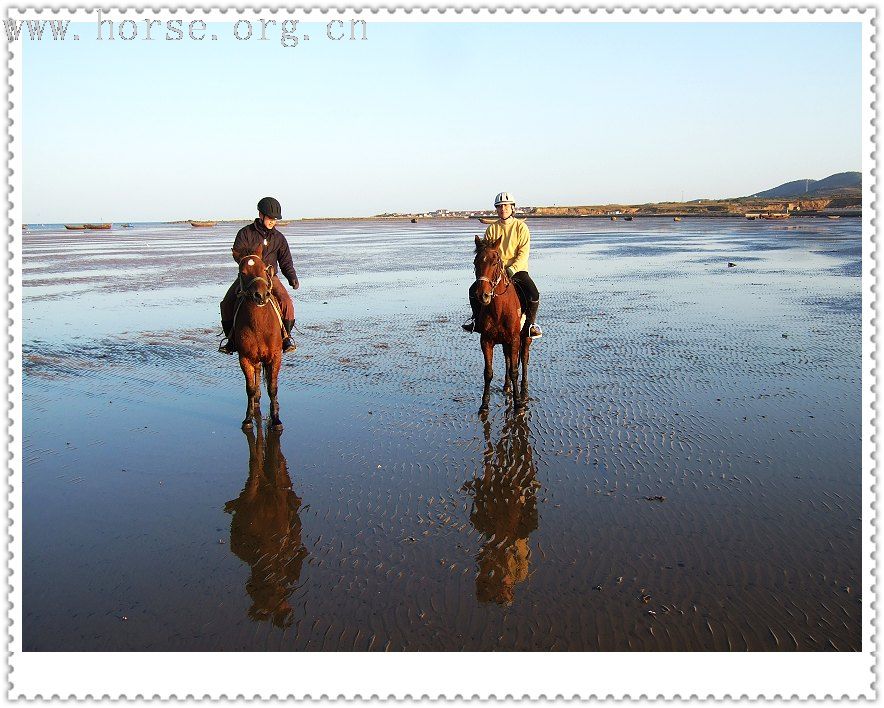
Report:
469,271,539,312
511,271,539,305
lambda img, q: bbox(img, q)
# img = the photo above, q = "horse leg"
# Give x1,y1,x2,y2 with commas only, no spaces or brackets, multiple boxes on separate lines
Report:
479,337,494,413
509,340,524,410
252,362,262,423
239,357,259,430
503,348,512,395
265,356,283,431
519,337,531,407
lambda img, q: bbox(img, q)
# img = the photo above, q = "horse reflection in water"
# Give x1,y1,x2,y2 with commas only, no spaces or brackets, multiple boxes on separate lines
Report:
464,414,540,606
224,424,308,627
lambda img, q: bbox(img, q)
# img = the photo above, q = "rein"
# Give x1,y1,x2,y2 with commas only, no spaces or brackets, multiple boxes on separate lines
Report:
474,253,510,300
237,254,273,304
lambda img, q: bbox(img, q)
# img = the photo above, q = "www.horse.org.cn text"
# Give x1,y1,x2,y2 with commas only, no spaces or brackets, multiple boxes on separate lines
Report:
4,13,368,48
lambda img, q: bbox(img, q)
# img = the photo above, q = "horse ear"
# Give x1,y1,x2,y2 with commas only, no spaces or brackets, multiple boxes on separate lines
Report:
491,237,503,250
475,235,483,249
231,247,243,263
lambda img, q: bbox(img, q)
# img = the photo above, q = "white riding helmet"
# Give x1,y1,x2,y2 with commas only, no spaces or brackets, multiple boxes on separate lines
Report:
494,192,516,206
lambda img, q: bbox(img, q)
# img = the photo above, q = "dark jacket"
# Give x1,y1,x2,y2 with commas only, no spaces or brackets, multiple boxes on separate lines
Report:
232,219,298,285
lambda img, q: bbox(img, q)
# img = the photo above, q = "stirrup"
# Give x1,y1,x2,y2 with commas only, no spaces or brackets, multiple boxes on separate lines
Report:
528,323,543,339
219,338,236,354
282,337,297,353
462,318,477,333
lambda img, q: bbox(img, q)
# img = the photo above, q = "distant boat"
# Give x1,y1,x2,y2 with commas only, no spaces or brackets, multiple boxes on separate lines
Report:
411,218,419,223
827,215,841,220
474,215,527,224
761,213,790,220
275,220,293,226
624,216,633,221
673,217,682,222
745,213,760,220
120,223,133,228
64,224,88,230
610,216,618,221
85,223,111,230
190,221,217,227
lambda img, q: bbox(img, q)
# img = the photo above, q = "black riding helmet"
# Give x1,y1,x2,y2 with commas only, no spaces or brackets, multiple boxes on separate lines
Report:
257,196,282,220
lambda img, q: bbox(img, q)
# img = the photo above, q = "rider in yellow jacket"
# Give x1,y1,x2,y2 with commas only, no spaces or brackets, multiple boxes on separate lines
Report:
464,192,543,338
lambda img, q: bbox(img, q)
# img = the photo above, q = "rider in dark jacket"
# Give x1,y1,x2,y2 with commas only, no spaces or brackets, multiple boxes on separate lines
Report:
219,197,299,354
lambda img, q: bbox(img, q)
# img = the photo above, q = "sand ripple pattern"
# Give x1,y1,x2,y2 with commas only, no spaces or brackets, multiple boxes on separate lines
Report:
21,219,861,650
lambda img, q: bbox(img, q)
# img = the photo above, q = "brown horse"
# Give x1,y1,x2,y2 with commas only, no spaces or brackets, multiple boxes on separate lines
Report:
473,235,532,412
232,245,285,431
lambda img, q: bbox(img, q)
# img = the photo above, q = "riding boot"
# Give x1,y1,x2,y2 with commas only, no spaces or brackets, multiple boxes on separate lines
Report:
462,297,482,333
219,319,237,354
282,319,297,353
523,299,542,339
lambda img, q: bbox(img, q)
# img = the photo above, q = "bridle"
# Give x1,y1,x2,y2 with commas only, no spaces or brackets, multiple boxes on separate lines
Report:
229,253,287,342
237,254,274,307
474,250,510,300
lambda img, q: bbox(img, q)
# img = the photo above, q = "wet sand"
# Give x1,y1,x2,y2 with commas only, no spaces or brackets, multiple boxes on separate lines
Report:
22,218,861,650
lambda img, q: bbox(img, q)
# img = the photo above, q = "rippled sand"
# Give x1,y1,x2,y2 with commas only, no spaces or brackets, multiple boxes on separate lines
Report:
21,218,861,650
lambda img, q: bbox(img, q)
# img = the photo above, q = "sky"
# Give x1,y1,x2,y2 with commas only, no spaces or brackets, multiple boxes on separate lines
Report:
21,20,863,221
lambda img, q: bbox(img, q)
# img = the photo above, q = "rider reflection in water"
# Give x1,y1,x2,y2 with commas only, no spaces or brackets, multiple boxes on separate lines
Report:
224,424,308,628
464,414,540,606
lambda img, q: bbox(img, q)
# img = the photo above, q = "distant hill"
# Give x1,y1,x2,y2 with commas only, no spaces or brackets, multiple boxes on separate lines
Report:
750,171,861,199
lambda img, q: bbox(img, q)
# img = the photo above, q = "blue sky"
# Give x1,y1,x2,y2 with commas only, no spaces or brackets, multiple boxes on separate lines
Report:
22,20,862,221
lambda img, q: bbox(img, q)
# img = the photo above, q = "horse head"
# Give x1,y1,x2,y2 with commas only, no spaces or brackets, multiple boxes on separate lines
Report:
234,246,274,307
474,235,504,306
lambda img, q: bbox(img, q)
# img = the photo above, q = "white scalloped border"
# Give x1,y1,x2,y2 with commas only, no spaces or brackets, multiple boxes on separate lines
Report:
5,5,877,701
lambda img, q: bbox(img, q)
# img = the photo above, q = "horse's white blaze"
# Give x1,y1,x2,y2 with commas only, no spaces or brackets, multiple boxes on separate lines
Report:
247,259,254,266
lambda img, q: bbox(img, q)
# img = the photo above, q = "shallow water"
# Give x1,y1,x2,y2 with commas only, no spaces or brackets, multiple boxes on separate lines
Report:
22,218,862,650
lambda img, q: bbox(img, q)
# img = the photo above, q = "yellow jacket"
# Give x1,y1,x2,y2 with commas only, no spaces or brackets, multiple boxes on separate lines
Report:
483,217,530,274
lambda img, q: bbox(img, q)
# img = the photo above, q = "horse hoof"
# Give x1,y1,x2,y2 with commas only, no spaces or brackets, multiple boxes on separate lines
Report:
241,419,253,431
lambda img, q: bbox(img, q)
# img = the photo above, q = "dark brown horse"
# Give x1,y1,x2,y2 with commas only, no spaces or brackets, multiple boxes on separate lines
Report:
232,245,285,431
473,235,532,412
